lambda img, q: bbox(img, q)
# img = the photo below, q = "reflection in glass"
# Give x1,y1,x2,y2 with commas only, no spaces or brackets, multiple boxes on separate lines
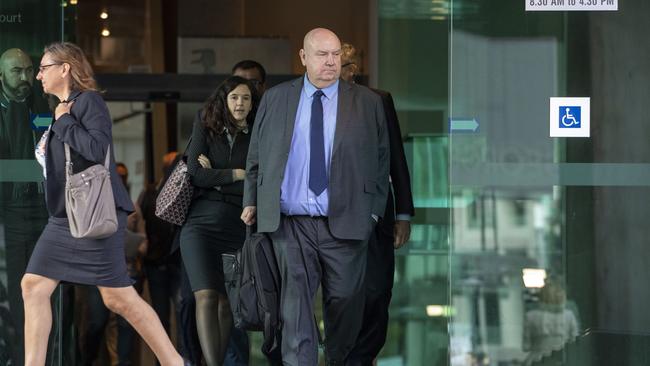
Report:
0,47,50,366
523,281,578,365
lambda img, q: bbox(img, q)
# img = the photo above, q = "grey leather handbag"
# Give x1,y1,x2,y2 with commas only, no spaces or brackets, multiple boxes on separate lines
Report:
64,143,118,239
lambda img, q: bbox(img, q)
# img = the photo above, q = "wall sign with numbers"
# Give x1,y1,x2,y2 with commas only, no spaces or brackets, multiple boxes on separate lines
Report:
526,0,617,11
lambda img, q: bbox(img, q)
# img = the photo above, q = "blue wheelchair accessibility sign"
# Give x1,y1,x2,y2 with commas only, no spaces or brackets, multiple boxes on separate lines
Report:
559,106,581,128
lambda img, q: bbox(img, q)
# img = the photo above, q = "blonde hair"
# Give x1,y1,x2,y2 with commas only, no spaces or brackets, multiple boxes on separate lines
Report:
43,42,98,92
341,43,360,66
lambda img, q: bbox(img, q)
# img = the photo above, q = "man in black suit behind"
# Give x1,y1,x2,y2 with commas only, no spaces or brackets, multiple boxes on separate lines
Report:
339,43,415,366
241,28,390,366
0,48,50,366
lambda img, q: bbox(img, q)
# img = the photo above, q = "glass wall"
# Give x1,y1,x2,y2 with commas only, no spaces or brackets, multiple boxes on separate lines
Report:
0,1,68,365
379,0,650,365
449,1,650,365
377,1,451,365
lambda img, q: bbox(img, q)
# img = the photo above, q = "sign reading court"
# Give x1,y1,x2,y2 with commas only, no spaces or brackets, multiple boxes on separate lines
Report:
526,0,617,11
549,97,590,138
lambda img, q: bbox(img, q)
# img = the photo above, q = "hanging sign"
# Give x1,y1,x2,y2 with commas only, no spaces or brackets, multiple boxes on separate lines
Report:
526,0,617,11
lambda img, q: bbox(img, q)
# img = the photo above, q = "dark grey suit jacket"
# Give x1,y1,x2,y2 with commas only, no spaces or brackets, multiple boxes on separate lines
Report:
46,90,134,218
243,77,390,241
372,89,414,228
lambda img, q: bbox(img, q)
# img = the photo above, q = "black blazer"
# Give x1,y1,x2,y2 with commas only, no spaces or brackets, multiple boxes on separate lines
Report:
46,90,134,218
244,77,390,240
186,111,251,203
373,89,415,227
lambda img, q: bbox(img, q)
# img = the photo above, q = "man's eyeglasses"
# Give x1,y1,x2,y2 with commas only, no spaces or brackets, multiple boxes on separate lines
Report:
38,63,62,73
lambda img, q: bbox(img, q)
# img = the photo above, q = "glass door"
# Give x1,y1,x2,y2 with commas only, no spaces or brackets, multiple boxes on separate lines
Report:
0,1,69,365
450,1,650,365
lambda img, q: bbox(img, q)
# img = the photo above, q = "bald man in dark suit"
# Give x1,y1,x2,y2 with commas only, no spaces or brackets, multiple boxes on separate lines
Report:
242,29,390,366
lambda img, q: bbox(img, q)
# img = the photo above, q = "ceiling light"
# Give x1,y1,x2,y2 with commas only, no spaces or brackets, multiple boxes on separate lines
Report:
426,305,454,317
100,11,108,19
522,268,547,288
101,28,110,37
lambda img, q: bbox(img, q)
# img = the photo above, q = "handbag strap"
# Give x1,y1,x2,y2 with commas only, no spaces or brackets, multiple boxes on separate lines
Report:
64,143,111,179
182,136,193,156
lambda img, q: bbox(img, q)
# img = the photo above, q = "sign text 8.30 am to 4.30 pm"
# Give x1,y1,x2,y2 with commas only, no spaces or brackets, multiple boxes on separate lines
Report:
526,0,617,11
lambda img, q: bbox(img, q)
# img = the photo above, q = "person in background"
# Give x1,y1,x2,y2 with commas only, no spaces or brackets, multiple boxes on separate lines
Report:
79,162,149,366
178,59,268,366
138,151,185,365
232,59,266,95
0,47,50,366
180,76,259,366
339,42,415,366
523,280,579,365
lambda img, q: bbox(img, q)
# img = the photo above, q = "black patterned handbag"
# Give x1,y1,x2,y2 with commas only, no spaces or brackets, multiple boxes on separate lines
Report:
155,141,194,226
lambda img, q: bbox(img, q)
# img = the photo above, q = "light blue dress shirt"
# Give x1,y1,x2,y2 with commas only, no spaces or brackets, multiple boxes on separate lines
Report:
280,75,339,216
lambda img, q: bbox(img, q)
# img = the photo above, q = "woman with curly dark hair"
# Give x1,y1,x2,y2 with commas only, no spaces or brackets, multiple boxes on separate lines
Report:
180,76,259,365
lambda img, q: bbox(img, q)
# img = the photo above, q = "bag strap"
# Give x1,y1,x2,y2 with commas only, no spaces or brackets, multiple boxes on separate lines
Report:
245,223,256,238
64,143,111,179
182,136,193,156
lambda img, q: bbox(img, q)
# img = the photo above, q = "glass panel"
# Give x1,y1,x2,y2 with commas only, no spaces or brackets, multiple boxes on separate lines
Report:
110,101,147,202
378,1,451,365
450,1,650,365
0,1,66,365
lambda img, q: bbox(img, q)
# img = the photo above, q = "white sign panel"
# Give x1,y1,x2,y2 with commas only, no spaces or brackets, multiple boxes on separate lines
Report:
549,97,590,138
526,0,617,11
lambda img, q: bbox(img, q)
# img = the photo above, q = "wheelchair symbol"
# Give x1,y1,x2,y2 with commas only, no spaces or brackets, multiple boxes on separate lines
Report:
560,106,581,128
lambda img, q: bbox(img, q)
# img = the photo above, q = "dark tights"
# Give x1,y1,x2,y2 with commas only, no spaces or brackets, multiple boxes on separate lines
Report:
194,289,232,366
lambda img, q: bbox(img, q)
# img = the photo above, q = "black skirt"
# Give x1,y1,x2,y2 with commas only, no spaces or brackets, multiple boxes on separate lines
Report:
26,210,133,287
180,198,245,293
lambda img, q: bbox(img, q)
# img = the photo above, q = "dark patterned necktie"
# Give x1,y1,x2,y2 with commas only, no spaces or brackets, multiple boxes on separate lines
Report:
309,90,327,195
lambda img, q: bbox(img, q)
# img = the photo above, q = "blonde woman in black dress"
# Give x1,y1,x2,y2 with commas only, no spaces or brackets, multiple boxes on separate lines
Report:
23,42,186,366
180,76,259,365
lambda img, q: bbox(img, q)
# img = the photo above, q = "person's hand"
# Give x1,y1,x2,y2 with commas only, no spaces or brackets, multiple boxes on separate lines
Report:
394,220,411,249
138,239,148,257
233,169,246,181
198,154,211,169
241,206,257,225
55,100,74,120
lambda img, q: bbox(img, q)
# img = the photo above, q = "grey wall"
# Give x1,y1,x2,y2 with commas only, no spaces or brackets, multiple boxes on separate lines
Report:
590,1,650,333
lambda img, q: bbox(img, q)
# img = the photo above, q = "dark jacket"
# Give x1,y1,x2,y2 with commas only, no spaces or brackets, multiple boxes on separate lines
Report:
0,88,50,209
46,90,134,217
372,89,415,227
243,77,390,240
186,111,251,206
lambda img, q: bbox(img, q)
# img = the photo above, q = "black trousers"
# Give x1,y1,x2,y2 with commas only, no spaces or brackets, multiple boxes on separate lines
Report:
270,215,368,366
347,219,395,366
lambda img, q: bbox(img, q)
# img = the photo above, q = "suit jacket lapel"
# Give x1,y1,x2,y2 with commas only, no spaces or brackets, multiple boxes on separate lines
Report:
284,77,303,148
332,80,353,156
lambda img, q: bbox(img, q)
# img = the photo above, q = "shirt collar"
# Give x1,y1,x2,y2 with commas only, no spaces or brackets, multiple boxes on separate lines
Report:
303,74,339,100
65,90,82,103
222,126,249,135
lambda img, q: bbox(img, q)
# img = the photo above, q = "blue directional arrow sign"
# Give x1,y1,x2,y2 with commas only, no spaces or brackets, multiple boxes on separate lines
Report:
449,118,479,133
30,113,53,131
